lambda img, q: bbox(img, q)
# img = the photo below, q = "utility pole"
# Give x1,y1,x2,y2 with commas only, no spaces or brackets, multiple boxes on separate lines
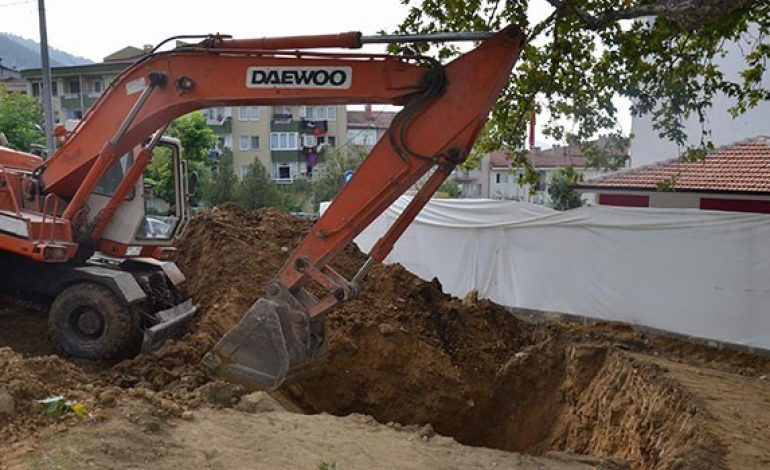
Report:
38,0,55,156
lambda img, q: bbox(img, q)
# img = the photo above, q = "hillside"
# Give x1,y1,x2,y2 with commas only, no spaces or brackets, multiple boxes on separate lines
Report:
0,32,90,71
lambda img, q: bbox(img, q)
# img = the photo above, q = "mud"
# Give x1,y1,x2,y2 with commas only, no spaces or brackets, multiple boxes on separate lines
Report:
2,205,770,468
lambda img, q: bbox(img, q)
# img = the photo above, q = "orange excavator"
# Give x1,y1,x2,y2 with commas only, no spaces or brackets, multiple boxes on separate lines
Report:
0,25,524,386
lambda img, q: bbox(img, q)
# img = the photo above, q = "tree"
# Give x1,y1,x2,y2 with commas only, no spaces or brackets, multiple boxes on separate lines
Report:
438,178,462,198
392,1,769,183
144,146,174,204
203,148,238,206
145,111,217,205
0,84,44,152
310,147,367,210
166,112,218,163
548,166,584,210
235,160,282,210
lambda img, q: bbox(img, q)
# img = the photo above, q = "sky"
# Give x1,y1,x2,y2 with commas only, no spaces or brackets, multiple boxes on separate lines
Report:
0,0,631,145
0,0,412,61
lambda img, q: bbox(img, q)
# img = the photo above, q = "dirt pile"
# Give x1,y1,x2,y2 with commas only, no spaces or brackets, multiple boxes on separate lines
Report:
0,348,90,442
103,205,309,394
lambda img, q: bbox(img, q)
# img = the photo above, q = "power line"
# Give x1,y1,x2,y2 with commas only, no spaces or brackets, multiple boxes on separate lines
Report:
0,0,34,8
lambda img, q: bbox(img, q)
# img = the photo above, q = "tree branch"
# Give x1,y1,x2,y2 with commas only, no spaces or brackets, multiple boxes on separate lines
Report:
546,0,756,31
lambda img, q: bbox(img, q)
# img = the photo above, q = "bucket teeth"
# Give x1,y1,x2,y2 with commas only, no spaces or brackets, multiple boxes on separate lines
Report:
202,297,325,390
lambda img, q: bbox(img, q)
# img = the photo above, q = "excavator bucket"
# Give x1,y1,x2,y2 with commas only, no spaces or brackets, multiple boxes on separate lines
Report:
201,298,325,390
141,299,199,353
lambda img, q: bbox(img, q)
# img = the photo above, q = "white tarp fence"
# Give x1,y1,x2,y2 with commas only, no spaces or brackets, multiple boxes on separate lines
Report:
322,197,770,350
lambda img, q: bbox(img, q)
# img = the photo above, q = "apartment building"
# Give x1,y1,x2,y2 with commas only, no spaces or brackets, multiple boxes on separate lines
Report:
22,45,347,183
0,60,26,94
20,47,144,124
346,105,396,148
204,104,347,183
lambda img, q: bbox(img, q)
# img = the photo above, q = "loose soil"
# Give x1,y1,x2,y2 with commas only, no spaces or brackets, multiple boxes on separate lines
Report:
4,400,620,470
2,205,770,469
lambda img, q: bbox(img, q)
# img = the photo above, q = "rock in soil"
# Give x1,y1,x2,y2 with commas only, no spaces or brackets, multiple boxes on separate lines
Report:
0,388,14,415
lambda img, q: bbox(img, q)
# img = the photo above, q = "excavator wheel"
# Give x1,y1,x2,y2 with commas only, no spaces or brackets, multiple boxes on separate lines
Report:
49,283,141,359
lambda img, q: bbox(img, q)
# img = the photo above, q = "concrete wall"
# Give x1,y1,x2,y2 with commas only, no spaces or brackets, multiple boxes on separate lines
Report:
585,188,770,211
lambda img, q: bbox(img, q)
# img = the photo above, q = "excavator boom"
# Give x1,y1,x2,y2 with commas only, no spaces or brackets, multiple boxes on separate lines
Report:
203,25,525,389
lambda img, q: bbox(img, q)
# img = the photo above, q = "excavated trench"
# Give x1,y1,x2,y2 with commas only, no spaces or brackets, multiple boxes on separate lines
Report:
281,317,721,469
0,206,736,467
167,206,724,468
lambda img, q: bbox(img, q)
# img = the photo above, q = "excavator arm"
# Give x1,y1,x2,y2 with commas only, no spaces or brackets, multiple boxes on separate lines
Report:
201,25,525,389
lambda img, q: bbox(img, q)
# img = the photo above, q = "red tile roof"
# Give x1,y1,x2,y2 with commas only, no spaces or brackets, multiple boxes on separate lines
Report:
489,136,627,169
347,109,397,129
580,137,770,193
489,149,588,168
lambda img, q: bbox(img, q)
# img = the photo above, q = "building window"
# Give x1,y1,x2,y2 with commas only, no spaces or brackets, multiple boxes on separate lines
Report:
463,183,482,197
496,173,508,184
238,106,260,121
301,106,337,121
598,194,649,207
328,136,336,146
700,198,770,213
33,82,58,96
348,129,377,146
302,134,317,148
239,165,250,180
274,106,292,116
93,80,103,93
239,135,259,150
277,164,291,180
270,132,299,150
69,79,80,94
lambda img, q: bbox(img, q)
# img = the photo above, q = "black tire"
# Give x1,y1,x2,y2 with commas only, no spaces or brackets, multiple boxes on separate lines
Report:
49,283,141,359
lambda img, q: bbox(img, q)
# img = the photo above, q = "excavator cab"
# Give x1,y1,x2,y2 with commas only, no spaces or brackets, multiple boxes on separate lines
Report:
88,136,191,254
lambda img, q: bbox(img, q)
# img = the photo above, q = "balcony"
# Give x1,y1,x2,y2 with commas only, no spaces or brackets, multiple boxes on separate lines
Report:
83,95,100,109
208,117,232,134
271,150,303,163
60,94,81,109
270,119,302,132
453,170,478,182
